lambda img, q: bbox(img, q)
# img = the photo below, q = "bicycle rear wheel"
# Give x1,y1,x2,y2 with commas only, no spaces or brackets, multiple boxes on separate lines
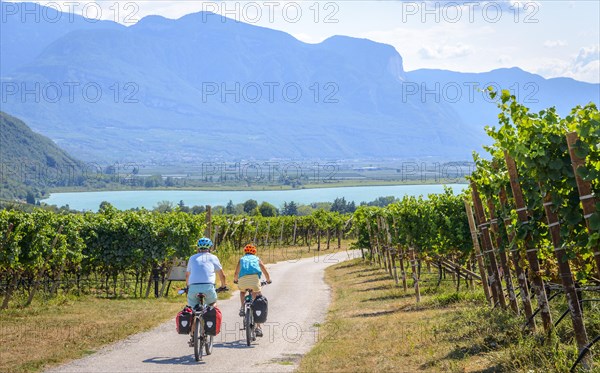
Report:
205,335,214,355
245,311,253,346
193,316,203,361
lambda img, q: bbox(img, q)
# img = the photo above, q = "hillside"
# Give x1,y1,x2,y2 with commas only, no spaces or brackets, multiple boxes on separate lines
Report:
0,112,84,201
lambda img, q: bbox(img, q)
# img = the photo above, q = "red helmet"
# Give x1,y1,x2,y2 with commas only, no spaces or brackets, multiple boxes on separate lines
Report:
244,244,257,255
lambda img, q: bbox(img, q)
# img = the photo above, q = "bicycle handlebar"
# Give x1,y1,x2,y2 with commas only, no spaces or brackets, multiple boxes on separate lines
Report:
178,285,230,295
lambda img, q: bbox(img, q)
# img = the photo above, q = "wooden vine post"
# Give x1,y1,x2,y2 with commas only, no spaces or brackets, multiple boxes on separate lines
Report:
470,182,506,309
499,186,534,324
292,219,297,246
540,187,589,358
409,247,421,302
367,224,375,264
566,131,600,278
486,198,519,314
398,246,408,291
505,152,553,331
376,217,388,271
464,199,492,305
384,220,397,281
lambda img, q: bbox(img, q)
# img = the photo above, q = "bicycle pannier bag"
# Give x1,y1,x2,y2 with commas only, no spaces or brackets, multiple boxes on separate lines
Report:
176,306,193,334
204,306,222,336
252,295,268,323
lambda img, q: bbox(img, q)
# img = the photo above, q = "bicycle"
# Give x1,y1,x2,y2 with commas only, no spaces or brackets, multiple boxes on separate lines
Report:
234,280,270,346
179,286,228,361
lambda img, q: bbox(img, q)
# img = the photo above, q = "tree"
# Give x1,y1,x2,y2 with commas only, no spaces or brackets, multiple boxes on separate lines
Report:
243,199,258,214
331,197,347,213
259,202,278,217
331,197,356,213
190,205,206,215
154,200,174,213
368,196,397,207
177,200,190,213
99,201,114,212
226,200,235,215
282,201,298,216
26,190,36,204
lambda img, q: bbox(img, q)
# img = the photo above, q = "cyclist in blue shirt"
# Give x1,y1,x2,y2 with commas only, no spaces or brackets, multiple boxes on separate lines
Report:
186,237,227,308
233,243,271,337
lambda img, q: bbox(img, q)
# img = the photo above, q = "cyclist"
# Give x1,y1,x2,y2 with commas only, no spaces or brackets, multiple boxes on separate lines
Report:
233,243,271,337
186,237,227,309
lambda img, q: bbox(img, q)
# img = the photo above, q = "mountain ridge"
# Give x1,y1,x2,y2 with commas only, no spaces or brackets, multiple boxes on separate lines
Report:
1,2,598,162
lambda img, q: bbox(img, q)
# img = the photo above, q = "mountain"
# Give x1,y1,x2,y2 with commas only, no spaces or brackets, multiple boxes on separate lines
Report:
0,111,84,200
1,3,598,163
0,2,123,74
405,67,600,134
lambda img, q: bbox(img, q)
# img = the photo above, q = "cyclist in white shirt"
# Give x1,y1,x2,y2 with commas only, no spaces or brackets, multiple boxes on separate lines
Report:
186,237,227,307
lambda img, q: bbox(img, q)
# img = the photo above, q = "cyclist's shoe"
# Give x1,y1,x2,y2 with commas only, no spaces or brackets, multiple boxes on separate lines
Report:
188,337,194,347
255,328,263,337
239,307,245,317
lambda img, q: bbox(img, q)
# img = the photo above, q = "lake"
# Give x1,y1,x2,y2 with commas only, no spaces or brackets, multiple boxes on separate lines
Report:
45,184,468,211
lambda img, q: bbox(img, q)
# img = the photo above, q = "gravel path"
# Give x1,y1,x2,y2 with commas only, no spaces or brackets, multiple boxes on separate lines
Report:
46,250,359,373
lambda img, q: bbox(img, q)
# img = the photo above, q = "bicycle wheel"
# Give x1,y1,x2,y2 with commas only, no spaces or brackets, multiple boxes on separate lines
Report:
205,335,214,355
193,316,203,361
245,310,253,346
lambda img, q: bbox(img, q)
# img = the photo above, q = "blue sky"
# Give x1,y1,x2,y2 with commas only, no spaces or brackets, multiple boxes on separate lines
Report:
18,1,600,83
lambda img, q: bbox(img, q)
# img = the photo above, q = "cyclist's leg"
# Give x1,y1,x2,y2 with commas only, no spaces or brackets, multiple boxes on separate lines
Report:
187,285,202,341
187,285,201,309
239,291,245,307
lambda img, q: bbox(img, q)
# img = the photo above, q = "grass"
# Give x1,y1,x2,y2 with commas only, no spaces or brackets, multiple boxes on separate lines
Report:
0,242,352,373
298,259,600,373
0,294,184,373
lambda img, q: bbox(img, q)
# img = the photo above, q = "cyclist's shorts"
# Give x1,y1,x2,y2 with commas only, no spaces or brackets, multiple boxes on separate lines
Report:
237,274,261,292
188,283,218,307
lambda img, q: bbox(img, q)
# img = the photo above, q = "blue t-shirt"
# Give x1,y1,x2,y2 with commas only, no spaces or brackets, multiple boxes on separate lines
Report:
239,254,262,278
187,252,222,284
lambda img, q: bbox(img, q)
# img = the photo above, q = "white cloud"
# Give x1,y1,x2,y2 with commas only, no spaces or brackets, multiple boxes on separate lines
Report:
418,43,473,59
535,46,600,83
543,40,567,48
575,45,600,67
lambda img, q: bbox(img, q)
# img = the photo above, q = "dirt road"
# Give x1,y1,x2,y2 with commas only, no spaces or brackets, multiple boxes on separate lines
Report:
47,249,359,372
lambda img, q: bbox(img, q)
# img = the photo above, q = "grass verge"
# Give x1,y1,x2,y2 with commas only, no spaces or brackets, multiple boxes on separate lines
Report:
298,259,600,373
0,295,183,373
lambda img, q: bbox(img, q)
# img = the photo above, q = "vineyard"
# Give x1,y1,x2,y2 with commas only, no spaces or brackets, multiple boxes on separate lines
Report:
1,91,599,370
353,92,600,371
0,205,353,308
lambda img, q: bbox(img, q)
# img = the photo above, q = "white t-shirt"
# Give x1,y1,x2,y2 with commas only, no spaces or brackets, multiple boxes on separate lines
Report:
187,252,222,284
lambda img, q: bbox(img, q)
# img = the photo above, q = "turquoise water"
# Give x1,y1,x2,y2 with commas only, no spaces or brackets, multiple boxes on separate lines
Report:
45,184,467,211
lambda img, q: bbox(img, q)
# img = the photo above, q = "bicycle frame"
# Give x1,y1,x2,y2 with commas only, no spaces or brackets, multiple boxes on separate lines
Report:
242,289,256,346
178,285,226,361
240,281,268,346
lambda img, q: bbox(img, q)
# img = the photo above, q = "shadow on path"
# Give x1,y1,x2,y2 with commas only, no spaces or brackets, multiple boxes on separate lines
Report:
213,340,256,349
143,355,203,366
